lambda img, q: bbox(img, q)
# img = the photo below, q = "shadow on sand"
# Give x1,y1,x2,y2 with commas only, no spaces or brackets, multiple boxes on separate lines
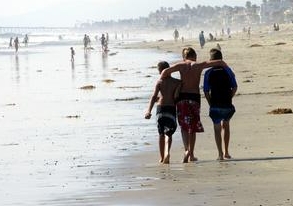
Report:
225,156,293,162
197,156,293,164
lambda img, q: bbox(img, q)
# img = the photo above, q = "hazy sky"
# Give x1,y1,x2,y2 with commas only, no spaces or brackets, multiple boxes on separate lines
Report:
0,0,262,27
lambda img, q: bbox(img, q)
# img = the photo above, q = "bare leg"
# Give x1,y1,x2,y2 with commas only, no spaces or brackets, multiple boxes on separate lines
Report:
214,123,224,160
163,135,172,164
189,133,198,161
222,121,231,159
181,129,189,151
181,129,190,163
159,135,165,163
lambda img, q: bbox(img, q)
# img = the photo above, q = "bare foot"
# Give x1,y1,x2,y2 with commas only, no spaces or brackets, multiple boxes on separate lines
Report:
183,151,190,163
163,154,170,164
224,154,232,159
189,156,198,162
159,158,163,163
217,156,224,161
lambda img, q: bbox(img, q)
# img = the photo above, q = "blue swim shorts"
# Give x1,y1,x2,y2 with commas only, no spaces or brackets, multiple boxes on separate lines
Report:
209,106,235,124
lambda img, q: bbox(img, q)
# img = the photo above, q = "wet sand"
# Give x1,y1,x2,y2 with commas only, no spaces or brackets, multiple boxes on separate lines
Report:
1,25,293,205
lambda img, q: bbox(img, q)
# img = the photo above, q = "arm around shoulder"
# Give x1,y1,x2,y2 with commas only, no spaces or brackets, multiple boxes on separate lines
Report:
197,59,227,70
160,63,183,79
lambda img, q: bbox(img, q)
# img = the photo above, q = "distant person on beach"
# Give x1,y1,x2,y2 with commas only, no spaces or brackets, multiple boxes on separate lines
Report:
209,33,214,41
70,47,75,62
14,37,20,53
273,23,280,31
100,34,108,52
160,47,227,163
173,29,179,42
203,48,237,161
199,31,205,49
23,34,29,47
83,34,89,51
9,37,13,48
145,61,181,164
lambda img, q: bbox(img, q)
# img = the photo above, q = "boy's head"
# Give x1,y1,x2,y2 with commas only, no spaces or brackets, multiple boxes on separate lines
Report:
182,47,197,61
210,48,223,60
157,61,170,74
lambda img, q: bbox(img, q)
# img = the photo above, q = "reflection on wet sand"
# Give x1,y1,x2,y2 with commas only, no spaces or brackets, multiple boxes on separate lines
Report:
102,51,108,69
71,61,75,80
84,52,90,80
13,54,20,83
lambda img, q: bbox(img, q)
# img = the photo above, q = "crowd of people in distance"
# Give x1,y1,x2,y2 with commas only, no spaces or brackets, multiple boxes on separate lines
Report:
8,34,29,53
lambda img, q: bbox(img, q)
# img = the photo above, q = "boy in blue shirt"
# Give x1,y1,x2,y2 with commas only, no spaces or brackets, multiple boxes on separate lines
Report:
203,48,237,160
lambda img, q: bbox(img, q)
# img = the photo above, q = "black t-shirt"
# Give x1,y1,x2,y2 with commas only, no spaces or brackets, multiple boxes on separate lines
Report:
204,67,236,107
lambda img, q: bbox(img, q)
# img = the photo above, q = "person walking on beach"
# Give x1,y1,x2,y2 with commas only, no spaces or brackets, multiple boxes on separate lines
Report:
70,47,75,62
145,61,181,164
247,27,251,39
203,48,237,161
161,47,227,163
199,31,205,49
14,37,20,53
100,34,108,52
173,29,179,42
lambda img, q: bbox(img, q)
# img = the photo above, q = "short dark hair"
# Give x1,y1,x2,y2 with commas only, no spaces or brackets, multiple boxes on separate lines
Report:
157,61,170,73
182,47,197,60
210,48,223,60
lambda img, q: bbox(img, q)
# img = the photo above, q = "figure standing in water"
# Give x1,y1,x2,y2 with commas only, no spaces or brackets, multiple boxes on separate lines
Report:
100,34,108,52
83,34,89,51
14,37,20,53
23,34,29,47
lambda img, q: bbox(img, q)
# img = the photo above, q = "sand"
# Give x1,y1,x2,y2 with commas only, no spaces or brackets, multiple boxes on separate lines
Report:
97,25,293,205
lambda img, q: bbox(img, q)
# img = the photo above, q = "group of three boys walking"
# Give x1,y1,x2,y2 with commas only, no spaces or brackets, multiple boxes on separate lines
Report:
145,47,237,164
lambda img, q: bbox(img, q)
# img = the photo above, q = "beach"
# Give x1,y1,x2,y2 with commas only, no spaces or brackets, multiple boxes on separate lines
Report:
1,25,293,206
97,25,293,205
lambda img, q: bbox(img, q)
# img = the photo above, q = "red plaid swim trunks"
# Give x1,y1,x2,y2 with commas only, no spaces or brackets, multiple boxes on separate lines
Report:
176,100,204,134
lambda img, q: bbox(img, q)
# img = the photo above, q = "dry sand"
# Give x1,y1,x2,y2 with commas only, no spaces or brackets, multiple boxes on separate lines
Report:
98,25,293,205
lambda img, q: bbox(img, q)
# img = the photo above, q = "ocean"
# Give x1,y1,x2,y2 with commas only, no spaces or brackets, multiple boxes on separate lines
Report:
0,29,180,205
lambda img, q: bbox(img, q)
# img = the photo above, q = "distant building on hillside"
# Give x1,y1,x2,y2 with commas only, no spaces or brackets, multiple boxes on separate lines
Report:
260,0,293,24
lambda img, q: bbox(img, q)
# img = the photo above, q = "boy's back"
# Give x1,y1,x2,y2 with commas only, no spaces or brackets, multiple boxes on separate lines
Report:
204,66,235,107
157,77,181,106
